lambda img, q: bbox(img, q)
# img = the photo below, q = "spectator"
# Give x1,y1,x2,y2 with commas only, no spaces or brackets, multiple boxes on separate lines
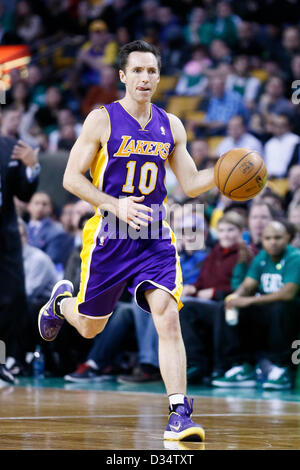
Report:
209,39,232,67
15,0,43,44
210,0,239,48
48,109,82,153
179,211,245,383
284,165,300,209
234,21,262,58
258,76,295,120
75,20,118,88
59,202,76,236
277,26,300,72
27,191,74,269
33,86,64,134
189,138,212,170
175,46,211,96
192,72,247,137
288,200,300,227
25,64,47,108
214,221,300,390
0,106,22,140
264,113,300,178
81,66,119,117
225,55,261,110
216,115,263,157
184,7,214,47
260,190,285,217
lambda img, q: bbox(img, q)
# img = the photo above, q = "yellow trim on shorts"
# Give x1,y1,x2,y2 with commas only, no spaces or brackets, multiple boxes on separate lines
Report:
75,214,103,313
163,220,183,311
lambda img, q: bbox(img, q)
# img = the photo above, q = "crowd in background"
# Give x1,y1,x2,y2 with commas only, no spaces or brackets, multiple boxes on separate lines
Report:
1,0,300,390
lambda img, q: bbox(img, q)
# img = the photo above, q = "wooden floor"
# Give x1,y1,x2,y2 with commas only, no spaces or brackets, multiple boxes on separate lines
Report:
1,384,300,450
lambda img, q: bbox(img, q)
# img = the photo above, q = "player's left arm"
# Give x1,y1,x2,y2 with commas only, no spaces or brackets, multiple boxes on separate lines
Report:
168,113,215,197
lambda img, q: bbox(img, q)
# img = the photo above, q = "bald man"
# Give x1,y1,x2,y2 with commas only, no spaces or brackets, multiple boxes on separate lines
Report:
212,221,300,390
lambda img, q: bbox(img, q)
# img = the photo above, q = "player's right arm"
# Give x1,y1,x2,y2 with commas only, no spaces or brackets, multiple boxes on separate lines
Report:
63,108,152,229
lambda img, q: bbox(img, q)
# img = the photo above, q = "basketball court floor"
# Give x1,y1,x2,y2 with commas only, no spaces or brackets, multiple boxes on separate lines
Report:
0,378,300,450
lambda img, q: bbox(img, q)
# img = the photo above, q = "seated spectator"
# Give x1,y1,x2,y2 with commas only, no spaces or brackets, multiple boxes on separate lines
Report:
25,64,47,108
189,138,212,170
34,86,64,134
15,0,43,44
48,109,82,153
260,189,285,217
258,76,295,120
209,39,232,68
64,300,138,382
234,21,263,58
0,105,22,140
264,113,300,178
209,1,239,48
75,20,118,89
7,79,30,113
284,165,300,209
183,7,214,47
179,211,246,383
192,72,247,137
175,46,211,96
225,55,261,110
59,202,76,236
27,191,74,270
277,26,300,73
288,200,300,227
81,66,119,117
216,115,263,157
213,221,300,390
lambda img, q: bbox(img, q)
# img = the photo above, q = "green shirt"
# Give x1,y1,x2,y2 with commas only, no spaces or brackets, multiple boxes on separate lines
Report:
246,245,300,295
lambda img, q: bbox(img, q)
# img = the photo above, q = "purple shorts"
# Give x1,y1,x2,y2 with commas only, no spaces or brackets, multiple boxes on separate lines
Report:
75,215,183,318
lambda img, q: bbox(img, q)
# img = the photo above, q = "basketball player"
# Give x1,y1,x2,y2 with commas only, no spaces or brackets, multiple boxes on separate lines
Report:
39,40,215,441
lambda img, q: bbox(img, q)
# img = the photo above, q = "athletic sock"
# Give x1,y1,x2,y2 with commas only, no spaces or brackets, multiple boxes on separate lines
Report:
168,393,185,412
54,295,70,318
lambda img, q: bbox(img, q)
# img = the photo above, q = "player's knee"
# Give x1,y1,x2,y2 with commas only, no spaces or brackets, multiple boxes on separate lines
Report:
78,318,106,339
154,307,181,339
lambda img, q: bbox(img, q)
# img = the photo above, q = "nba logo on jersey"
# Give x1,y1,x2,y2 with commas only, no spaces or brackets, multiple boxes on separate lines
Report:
160,126,166,135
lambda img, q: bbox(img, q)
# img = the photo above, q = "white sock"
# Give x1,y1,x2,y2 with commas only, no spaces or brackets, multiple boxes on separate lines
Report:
169,393,185,409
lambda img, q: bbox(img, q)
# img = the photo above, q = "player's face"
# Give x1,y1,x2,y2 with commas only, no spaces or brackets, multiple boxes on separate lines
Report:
120,51,160,103
217,222,241,248
262,224,288,258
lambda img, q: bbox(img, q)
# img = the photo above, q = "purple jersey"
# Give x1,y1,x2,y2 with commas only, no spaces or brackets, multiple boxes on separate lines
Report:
90,101,175,238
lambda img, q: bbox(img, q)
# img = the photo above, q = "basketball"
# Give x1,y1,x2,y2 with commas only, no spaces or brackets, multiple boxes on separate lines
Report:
214,148,268,201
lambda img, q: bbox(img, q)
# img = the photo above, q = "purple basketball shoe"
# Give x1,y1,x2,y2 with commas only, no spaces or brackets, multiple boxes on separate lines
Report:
164,397,205,442
38,280,74,341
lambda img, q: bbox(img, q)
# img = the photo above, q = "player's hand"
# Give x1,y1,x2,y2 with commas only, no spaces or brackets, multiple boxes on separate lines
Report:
115,195,153,230
12,140,39,168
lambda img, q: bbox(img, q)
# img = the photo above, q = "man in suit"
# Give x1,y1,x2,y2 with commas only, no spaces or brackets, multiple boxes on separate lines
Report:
0,135,40,386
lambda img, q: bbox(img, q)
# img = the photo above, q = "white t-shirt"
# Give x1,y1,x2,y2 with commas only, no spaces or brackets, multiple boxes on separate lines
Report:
216,132,263,157
264,132,300,177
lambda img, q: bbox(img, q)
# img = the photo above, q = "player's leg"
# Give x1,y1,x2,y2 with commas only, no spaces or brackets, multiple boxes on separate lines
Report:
145,288,205,442
145,288,186,396
38,279,112,342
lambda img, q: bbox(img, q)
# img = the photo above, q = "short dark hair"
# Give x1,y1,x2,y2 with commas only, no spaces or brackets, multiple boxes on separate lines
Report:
119,40,161,72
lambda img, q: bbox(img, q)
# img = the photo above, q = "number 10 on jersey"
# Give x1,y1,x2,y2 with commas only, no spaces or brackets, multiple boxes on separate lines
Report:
122,161,158,195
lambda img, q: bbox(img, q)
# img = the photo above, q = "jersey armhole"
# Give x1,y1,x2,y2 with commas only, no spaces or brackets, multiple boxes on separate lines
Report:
99,105,112,146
